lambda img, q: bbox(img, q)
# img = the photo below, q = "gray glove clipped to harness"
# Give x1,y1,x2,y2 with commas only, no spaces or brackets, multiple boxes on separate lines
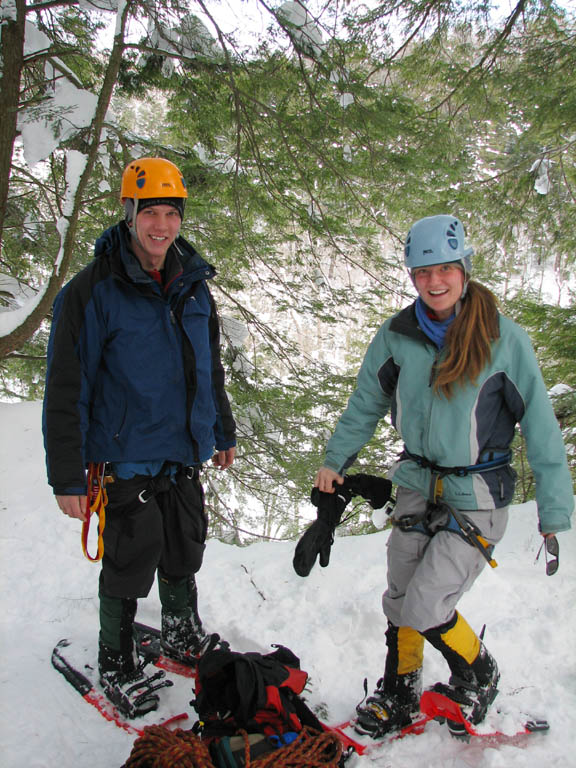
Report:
293,474,393,577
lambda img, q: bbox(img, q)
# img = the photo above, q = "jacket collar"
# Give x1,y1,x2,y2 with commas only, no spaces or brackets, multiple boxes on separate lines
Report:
390,302,432,345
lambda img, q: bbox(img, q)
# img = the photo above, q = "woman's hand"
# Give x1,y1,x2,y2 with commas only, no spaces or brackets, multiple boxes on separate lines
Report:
314,467,344,493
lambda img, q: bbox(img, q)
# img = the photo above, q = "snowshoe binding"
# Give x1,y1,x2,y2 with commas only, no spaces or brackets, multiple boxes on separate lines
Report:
354,672,421,738
429,654,500,733
99,660,173,719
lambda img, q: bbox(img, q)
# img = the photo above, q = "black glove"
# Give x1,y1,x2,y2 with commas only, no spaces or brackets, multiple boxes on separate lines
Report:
344,473,393,509
293,486,352,577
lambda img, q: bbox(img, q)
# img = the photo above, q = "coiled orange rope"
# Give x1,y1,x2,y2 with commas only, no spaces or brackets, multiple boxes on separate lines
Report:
247,727,343,767
122,727,217,768
122,726,343,768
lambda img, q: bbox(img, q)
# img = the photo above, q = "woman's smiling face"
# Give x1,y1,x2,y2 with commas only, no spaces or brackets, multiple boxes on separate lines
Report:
412,262,465,320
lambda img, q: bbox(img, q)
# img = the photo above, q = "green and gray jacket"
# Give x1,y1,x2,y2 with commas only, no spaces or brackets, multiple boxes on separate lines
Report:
323,303,573,534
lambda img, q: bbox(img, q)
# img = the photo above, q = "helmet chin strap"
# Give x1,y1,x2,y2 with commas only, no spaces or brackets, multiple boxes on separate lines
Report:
460,260,470,299
124,198,143,248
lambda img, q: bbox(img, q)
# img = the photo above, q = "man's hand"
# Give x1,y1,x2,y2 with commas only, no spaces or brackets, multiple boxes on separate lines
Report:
212,447,236,470
56,494,88,522
314,467,344,493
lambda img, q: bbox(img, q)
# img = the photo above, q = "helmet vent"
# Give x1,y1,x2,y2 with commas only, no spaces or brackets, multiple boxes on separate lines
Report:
404,234,411,260
447,220,460,250
404,214,473,272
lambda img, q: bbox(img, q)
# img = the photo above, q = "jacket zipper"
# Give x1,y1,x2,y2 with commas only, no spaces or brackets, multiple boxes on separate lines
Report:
173,292,200,465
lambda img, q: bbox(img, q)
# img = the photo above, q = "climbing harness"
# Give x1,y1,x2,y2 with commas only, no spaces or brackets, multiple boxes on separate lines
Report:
400,449,511,484
392,449,510,568
391,498,497,568
81,462,110,562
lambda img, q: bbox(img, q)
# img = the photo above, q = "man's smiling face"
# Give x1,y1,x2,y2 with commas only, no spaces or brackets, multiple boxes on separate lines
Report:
130,204,182,272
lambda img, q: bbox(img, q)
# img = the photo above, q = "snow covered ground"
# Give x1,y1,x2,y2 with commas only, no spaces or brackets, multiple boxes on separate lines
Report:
1,400,575,767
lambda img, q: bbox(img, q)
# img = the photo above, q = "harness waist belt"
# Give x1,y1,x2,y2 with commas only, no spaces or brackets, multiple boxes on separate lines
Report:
401,448,511,477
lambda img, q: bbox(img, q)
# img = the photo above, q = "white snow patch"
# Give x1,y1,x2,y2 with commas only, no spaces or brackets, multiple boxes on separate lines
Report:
0,401,575,767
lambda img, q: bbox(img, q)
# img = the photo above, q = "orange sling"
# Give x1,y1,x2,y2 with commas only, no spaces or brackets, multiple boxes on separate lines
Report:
81,462,108,562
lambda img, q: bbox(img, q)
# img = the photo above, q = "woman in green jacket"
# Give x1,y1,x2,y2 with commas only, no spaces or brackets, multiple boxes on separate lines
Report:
315,214,573,738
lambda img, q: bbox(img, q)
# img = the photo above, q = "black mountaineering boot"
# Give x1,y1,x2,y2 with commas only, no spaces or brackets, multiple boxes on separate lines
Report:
158,573,226,664
355,669,422,737
355,623,424,738
431,643,500,726
160,611,221,663
423,612,500,726
98,593,171,718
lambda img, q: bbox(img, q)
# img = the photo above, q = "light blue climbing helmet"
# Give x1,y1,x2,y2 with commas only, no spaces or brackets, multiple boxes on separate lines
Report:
404,215,474,275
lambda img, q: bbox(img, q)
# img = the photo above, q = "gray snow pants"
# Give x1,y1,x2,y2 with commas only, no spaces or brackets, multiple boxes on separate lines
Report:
382,486,509,632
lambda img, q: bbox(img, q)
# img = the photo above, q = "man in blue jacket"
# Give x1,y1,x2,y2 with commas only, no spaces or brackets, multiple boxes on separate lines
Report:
43,157,237,717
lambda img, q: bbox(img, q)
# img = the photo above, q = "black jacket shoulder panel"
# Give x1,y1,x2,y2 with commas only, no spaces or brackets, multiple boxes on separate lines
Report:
377,357,401,399
389,303,429,344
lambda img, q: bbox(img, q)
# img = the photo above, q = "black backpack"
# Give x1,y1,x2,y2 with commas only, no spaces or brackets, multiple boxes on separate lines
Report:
122,645,344,768
193,644,324,739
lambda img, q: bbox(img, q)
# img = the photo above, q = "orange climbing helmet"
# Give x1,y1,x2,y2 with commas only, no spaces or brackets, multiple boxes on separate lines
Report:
121,157,188,222
120,157,188,201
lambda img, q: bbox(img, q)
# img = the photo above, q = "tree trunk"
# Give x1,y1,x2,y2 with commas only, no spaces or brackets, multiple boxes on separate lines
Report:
0,0,26,257
0,0,132,360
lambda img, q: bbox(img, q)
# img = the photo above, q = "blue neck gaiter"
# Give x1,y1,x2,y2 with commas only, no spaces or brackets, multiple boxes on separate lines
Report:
415,297,455,349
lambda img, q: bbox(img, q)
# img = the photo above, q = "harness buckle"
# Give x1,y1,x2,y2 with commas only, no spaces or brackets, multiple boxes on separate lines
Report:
185,465,199,481
393,512,427,531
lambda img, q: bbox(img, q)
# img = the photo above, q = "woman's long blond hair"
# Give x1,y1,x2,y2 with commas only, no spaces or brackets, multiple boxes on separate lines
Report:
434,280,500,398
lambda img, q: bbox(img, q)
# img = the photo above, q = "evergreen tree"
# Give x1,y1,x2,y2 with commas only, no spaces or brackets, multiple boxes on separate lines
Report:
1,1,574,538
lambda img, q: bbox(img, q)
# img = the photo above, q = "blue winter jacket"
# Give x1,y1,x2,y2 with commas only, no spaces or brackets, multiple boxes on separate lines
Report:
43,222,236,494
